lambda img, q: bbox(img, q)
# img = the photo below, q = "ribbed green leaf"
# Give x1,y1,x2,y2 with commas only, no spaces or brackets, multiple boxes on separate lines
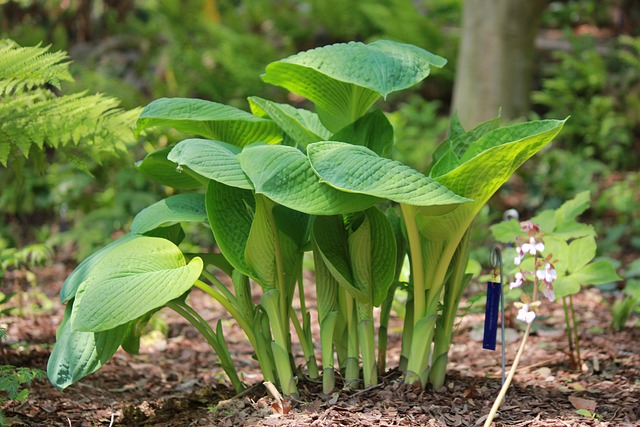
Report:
167,138,253,190
417,120,566,239
206,180,256,277
347,208,396,307
248,96,331,147
262,40,446,132
71,237,203,332
429,115,500,175
307,141,469,210
312,216,363,301
331,109,394,158
237,144,381,215
47,303,127,390
136,147,204,190
60,234,137,303
245,195,307,290
130,193,207,235
135,98,282,146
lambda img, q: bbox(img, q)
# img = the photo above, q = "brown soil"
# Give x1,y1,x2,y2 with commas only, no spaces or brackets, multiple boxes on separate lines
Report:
1,260,638,427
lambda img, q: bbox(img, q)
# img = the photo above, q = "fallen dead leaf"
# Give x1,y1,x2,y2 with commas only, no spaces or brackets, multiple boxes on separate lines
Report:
568,395,597,412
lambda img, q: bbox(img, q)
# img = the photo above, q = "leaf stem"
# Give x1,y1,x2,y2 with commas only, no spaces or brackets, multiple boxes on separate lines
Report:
483,321,533,427
193,280,257,350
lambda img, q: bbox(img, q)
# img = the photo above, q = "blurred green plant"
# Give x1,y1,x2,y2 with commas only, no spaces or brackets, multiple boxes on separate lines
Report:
0,39,139,176
611,259,640,331
532,34,640,171
0,362,45,427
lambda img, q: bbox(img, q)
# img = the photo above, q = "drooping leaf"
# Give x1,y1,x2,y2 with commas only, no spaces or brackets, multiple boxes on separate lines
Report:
312,215,361,300
130,193,207,235
144,223,186,246
60,234,137,303
262,40,446,131
307,141,469,212
248,96,331,147
347,208,397,307
47,303,127,390
121,309,162,355
167,138,253,190
245,196,307,291
237,143,381,215
206,180,256,277
71,237,203,331
135,98,282,146
136,147,204,190
331,109,394,157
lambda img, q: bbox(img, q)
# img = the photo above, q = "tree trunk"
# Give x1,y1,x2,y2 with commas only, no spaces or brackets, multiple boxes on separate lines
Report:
451,0,549,128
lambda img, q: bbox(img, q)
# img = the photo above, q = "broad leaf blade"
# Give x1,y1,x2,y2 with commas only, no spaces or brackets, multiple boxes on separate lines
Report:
307,141,469,209
262,40,446,132
312,215,365,301
419,120,566,239
167,138,253,190
206,180,256,277
136,147,203,190
130,193,207,235
237,144,381,215
71,237,203,331
331,109,394,158
348,208,397,307
248,96,331,147
135,98,282,146
47,303,127,390
60,234,137,303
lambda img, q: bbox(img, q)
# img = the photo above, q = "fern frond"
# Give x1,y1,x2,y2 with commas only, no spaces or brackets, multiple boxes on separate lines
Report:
0,39,140,174
0,40,73,96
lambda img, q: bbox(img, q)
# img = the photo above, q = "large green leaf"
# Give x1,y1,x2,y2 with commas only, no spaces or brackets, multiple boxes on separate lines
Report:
331,109,394,158
60,234,137,303
428,115,501,176
47,303,127,390
262,40,446,132
418,120,566,239
167,138,253,190
130,193,207,235
248,96,331,147
348,208,397,307
135,98,282,146
237,143,381,215
206,180,256,277
312,215,364,302
307,141,469,212
136,147,203,190
244,195,306,290
71,237,203,331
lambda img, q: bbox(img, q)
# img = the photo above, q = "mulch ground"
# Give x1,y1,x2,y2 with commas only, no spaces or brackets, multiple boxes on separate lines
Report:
1,259,638,427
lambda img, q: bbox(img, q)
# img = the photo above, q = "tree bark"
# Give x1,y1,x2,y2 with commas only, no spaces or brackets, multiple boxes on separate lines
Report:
451,0,549,128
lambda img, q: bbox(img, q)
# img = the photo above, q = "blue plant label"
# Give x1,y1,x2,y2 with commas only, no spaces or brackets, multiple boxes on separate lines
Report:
483,281,501,350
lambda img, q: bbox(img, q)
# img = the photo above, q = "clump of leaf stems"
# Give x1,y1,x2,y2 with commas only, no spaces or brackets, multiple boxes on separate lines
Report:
47,40,566,398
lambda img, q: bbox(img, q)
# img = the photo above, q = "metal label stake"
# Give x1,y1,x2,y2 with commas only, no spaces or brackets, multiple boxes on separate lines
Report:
483,246,506,385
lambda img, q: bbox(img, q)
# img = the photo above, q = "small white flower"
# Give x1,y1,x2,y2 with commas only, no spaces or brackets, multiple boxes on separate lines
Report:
536,262,557,284
543,286,556,302
516,304,536,324
514,254,523,266
510,271,524,289
521,237,544,256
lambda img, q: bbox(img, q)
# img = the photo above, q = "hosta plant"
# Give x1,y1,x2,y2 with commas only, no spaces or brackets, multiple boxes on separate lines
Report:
48,40,565,397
